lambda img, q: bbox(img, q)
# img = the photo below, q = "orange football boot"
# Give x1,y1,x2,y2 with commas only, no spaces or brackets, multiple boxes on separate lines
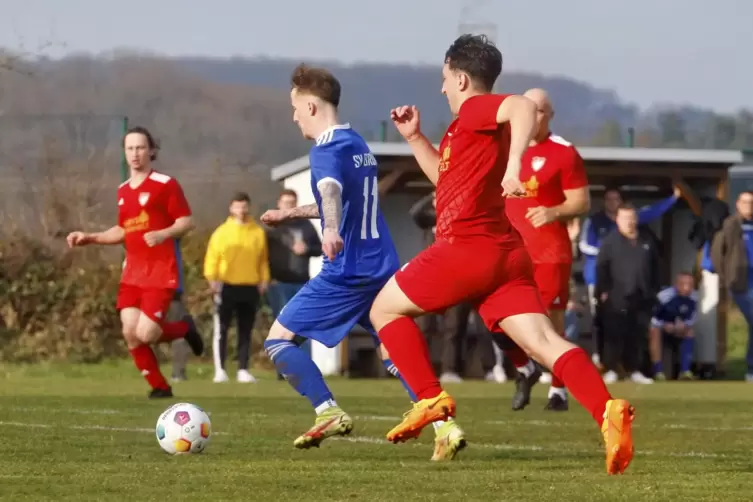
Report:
601,398,636,475
386,390,456,443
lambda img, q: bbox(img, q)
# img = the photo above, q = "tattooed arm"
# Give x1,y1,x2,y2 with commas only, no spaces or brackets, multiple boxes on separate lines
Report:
317,181,343,231
286,203,320,219
317,180,344,260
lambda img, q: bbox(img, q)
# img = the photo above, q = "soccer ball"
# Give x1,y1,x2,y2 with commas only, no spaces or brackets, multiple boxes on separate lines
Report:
155,402,212,455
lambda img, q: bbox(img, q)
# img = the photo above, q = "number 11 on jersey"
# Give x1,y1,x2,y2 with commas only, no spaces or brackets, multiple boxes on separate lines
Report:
361,175,380,240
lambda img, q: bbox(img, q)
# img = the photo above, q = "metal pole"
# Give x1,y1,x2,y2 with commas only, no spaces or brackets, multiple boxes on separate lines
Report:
380,120,388,141
627,127,635,148
120,116,129,181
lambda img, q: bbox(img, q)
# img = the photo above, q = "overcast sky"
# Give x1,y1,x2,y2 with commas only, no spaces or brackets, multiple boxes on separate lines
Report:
0,0,747,113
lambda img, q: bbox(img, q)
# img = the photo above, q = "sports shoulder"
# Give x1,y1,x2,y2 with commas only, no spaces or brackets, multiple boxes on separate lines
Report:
547,134,575,149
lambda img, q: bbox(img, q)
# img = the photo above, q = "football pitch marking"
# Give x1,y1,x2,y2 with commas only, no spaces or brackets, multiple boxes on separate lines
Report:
7,407,753,433
0,416,741,459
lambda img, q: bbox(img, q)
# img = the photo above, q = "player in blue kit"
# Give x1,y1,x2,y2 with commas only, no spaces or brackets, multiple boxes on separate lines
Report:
260,64,464,460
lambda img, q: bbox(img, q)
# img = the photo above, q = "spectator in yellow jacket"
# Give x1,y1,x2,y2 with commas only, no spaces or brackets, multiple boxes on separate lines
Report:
204,192,270,383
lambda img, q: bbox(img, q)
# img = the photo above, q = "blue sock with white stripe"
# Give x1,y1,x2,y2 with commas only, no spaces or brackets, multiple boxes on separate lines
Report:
265,339,335,412
382,358,417,401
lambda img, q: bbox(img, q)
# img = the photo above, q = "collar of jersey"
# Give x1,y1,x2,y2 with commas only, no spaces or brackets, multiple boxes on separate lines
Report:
316,123,351,145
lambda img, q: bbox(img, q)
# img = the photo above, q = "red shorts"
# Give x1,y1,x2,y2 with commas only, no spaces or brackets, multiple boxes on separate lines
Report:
116,284,176,324
395,238,546,333
532,263,571,311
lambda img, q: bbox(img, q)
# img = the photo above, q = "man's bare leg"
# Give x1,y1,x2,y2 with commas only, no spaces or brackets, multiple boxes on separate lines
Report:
499,312,635,475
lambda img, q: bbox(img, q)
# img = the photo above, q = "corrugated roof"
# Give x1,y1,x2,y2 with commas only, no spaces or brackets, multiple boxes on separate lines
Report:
271,142,744,181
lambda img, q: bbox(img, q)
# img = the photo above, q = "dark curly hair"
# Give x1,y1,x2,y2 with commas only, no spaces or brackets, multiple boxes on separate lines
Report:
291,63,341,107
444,34,502,92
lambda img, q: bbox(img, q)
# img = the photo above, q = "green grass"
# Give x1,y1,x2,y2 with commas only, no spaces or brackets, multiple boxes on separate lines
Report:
1,363,752,501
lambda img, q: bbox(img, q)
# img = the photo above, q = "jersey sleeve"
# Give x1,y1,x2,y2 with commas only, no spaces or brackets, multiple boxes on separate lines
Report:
561,148,588,190
457,94,510,132
310,145,344,192
165,179,192,220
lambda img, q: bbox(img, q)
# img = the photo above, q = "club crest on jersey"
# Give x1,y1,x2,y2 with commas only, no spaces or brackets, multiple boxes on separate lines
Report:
438,145,451,172
138,193,150,206
531,157,546,172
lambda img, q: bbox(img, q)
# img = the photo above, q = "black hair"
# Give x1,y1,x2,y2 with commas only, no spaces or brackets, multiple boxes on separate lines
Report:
123,126,160,161
232,192,250,204
444,34,502,92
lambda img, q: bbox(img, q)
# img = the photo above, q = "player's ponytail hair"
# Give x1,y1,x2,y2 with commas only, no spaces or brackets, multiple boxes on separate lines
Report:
123,126,161,161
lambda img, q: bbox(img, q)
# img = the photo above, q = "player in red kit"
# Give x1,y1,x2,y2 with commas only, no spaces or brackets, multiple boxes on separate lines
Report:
502,88,592,412
369,35,635,474
67,126,204,398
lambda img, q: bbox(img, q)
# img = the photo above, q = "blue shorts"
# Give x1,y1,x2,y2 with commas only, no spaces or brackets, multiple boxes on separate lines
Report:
275,276,385,348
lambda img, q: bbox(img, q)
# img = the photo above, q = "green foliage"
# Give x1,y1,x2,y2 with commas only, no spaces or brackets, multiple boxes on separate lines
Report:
0,230,273,364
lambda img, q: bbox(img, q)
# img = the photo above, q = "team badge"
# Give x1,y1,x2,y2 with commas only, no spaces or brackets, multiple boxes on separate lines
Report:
531,157,546,172
138,193,150,206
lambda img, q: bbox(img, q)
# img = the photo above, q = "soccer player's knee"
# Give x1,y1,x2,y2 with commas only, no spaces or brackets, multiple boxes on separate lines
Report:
266,321,295,342
121,324,139,346
136,327,159,345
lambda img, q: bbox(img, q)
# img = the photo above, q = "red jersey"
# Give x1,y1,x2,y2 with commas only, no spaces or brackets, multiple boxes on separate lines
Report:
435,94,520,246
118,170,191,289
505,134,588,264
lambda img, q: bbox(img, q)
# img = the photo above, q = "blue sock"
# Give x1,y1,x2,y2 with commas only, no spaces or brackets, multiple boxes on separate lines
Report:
680,337,695,373
382,358,417,402
264,339,334,410
653,361,663,375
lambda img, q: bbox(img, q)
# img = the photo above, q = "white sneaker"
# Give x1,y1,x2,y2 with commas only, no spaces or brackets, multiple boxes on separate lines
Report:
603,370,618,384
630,371,654,384
237,369,257,383
492,364,507,383
213,369,229,383
745,373,753,383
439,372,463,383
591,353,601,366
539,372,552,384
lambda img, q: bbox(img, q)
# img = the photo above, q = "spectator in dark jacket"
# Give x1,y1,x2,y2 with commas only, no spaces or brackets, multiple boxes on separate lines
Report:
266,189,322,319
710,190,753,382
596,203,661,385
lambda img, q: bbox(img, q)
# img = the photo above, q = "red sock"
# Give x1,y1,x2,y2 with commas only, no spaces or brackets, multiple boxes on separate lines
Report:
378,316,442,400
552,347,611,424
129,345,169,390
550,333,566,389
504,345,530,368
158,320,189,343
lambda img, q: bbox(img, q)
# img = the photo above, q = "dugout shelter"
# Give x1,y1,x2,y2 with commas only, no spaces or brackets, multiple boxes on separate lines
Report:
272,144,746,377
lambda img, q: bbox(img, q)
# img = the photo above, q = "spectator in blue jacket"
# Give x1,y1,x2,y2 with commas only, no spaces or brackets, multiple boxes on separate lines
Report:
649,272,698,380
579,185,682,366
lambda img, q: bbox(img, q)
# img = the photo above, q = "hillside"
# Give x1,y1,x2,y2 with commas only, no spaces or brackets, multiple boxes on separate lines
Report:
0,52,750,236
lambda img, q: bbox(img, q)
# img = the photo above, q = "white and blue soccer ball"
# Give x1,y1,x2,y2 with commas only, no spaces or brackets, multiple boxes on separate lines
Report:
155,402,212,455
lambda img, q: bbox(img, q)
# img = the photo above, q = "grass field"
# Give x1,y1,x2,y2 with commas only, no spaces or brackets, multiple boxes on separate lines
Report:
1,363,752,501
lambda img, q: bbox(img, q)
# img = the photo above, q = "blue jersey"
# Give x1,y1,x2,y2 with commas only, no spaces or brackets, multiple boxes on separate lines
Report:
309,124,399,288
651,287,698,328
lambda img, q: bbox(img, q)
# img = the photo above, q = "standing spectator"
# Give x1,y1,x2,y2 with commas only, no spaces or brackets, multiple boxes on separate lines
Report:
580,186,681,367
649,272,698,380
711,190,753,382
266,189,322,323
596,203,661,384
204,192,270,383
